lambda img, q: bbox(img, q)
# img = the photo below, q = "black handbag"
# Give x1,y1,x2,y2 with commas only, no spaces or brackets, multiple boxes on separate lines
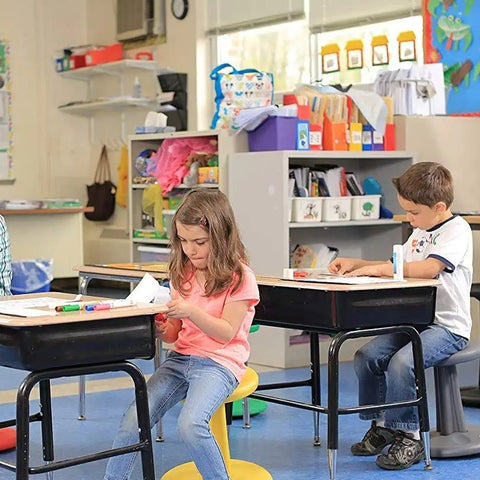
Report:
85,145,117,221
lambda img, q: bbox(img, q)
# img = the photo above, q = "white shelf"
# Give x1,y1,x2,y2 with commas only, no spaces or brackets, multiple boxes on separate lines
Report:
132,238,170,245
289,219,399,228
58,59,167,80
58,97,161,115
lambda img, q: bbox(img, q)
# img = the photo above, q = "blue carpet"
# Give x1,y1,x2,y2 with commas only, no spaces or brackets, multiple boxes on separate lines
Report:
2,359,480,480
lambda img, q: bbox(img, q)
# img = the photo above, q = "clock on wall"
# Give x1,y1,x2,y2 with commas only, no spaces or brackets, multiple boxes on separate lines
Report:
171,0,189,20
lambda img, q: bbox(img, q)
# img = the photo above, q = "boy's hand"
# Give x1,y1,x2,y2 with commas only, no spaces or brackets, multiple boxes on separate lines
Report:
328,257,358,275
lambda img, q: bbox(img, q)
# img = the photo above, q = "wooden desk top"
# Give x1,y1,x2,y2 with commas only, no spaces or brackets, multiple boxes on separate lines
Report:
256,276,440,292
75,263,440,293
75,263,169,279
0,292,167,327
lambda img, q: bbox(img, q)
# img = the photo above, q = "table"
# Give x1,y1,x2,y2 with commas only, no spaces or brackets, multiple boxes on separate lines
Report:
74,263,169,440
1,207,93,279
0,292,166,480
75,264,438,480
252,275,439,480
395,214,480,406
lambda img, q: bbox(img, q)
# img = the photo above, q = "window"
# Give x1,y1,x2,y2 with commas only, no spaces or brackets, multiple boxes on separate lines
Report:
312,15,424,86
215,20,311,93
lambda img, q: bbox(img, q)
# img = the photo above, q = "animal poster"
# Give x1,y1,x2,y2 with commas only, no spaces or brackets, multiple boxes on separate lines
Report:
424,0,480,115
0,39,13,179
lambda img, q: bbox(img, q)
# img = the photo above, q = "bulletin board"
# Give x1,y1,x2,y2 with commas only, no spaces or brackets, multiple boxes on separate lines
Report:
0,39,13,179
424,0,480,115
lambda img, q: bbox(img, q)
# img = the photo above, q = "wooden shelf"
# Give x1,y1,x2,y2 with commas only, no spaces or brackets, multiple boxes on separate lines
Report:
0,207,93,215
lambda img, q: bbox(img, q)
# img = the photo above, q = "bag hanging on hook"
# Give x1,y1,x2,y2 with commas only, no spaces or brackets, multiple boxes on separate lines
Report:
85,145,117,221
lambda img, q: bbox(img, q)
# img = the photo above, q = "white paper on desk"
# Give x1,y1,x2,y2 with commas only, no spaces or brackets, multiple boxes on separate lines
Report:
0,306,56,317
126,273,163,303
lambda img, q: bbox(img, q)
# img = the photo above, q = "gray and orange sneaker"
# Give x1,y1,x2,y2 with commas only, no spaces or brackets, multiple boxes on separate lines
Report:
351,420,396,456
375,431,425,470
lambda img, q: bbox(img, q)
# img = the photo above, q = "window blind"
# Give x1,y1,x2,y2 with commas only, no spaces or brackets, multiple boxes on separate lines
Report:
309,0,421,33
206,0,305,35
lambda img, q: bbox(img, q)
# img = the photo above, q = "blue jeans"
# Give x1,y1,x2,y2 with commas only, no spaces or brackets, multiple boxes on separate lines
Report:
104,351,238,480
354,324,468,431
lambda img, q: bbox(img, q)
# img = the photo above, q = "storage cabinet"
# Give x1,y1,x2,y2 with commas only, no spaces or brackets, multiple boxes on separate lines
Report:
228,150,414,368
128,130,248,263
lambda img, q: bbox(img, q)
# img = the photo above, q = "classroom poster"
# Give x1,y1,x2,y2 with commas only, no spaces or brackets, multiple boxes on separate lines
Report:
0,39,13,179
424,0,480,115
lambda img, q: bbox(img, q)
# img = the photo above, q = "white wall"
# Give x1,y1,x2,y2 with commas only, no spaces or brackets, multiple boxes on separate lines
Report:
0,0,207,267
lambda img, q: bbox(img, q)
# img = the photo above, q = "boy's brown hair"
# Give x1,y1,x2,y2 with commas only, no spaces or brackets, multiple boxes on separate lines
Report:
169,188,248,297
392,161,454,208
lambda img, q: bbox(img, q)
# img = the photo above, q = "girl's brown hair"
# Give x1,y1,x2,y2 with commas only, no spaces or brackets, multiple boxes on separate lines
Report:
168,189,249,297
392,161,454,208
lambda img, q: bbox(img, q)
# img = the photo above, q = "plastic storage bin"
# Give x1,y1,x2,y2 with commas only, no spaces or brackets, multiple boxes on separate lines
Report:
11,259,53,295
322,196,351,222
291,197,323,222
137,245,170,263
351,195,381,220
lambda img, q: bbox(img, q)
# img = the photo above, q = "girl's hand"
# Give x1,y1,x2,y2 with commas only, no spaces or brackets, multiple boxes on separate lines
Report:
166,298,198,320
154,313,168,337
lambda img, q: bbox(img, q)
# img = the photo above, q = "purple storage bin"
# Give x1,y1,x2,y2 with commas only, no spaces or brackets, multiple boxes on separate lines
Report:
248,116,297,151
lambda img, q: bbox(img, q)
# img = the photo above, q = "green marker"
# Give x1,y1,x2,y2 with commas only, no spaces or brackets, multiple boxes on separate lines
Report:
62,304,81,312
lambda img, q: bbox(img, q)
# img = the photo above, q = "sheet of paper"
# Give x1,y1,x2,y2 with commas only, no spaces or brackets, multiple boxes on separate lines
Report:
283,268,404,284
127,272,162,303
0,306,56,317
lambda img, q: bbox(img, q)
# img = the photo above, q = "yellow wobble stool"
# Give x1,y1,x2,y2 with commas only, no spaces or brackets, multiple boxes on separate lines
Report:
161,366,273,480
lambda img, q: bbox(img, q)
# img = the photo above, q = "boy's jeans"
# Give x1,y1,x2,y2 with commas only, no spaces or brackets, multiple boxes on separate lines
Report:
354,324,467,431
104,351,238,480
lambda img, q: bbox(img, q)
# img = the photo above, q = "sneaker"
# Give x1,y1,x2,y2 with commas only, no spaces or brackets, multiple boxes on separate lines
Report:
375,431,425,470
351,421,396,456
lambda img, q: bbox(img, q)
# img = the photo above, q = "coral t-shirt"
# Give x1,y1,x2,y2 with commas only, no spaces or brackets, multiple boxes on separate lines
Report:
171,264,259,381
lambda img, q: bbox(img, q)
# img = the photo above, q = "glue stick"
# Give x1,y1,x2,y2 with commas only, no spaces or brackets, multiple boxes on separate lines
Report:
393,244,404,281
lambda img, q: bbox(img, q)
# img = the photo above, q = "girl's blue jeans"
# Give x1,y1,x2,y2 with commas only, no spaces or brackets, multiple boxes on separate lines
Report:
104,351,238,480
354,324,467,431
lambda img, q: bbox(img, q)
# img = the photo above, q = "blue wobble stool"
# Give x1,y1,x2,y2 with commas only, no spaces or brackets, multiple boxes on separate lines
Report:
161,367,272,480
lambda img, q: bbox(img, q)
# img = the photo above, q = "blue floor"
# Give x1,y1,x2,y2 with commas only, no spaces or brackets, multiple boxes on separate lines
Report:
2,357,480,480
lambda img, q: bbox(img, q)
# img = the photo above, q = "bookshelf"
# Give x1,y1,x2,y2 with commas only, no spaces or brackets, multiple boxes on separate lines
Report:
228,149,415,368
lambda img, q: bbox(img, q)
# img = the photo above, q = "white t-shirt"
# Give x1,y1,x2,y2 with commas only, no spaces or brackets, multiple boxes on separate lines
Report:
403,215,473,339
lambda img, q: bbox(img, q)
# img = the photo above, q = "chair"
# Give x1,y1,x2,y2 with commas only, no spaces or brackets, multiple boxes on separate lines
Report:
0,428,15,451
460,283,480,406
430,341,480,457
161,366,273,480
231,324,267,429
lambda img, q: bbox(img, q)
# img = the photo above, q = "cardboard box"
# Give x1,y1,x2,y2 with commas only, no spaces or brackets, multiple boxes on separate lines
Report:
85,43,123,66
323,117,348,151
248,116,297,151
198,167,219,184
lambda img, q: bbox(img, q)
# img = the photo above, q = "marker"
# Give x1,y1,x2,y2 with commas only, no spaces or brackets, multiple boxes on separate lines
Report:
85,299,134,312
62,304,82,312
393,244,404,281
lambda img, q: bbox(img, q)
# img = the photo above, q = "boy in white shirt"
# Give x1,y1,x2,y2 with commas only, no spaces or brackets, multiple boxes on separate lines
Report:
329,162,472,470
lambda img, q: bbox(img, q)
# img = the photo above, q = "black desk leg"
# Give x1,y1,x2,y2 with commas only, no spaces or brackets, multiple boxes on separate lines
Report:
39,379,54,476
78,275,92,421
309,332,321,446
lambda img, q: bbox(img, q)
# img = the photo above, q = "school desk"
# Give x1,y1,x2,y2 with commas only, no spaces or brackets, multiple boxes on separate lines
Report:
75,264,438,480
252,275,440,480
0,292,166,480
74,263,169,425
